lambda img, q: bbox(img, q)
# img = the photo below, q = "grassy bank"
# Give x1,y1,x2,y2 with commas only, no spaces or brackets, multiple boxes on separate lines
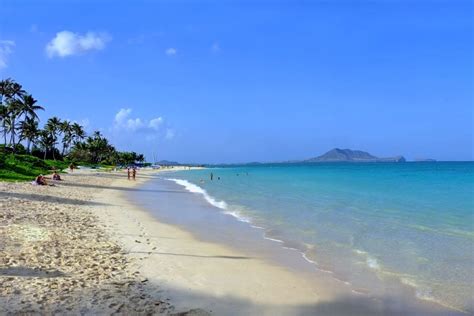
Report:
0,153,69,181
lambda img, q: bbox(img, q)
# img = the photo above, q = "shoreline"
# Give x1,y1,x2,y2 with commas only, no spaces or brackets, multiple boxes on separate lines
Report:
126,169,467,315
1,168,465,315
96,170,329,315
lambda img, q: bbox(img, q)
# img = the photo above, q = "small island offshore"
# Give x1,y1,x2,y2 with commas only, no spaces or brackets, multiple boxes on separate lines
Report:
304,148,406,163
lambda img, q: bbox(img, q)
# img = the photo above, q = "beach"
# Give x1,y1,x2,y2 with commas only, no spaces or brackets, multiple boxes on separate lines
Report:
0,168,467,315
0,169,175,314
0,169,324,315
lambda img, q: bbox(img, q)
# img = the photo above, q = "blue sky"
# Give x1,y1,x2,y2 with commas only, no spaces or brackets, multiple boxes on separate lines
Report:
0,0,472,163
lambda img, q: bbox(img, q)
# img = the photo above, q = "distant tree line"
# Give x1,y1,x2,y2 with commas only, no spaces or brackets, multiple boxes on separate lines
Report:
0,78,145,165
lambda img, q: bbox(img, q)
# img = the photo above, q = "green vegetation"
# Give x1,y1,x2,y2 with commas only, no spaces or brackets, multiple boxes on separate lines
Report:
0,78,146,181
0,153,69,181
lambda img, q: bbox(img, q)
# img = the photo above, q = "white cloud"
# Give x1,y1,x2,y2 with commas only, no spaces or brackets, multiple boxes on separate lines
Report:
113,108,167,135
46,31,110,58
114,108,144,131
126,118,143,130
0,40,15,69
149,117,163,130
115,108,132,125
211,42,220,53
165,48,177,56
165,129,175,140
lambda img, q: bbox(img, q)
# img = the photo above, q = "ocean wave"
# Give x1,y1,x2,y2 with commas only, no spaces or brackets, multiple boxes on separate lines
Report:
166,178,253,224
166,178,228,210
353,249,381,271
302,253,318,264
400,278,437,304
263,236,285,243
366,256,380,270
223,210,252,223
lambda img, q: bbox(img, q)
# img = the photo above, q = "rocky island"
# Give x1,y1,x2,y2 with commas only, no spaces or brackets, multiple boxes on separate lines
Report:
305,148,406,163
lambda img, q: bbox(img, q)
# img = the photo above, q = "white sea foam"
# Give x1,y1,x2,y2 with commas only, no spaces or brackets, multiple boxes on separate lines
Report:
167,178,228,210
354,248,381,271
166,178,254,223
264,236,285,243
400,278,439,305
302,253,318,264
366,256,380,270
354,249,368,255
223,210,252,223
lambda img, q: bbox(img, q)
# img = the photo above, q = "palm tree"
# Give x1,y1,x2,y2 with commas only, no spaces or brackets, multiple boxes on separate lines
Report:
38,130,55,160
0,104,8,146
0,78,25,104
60,120,73,156
18,94,44,120
0,79,26,150
3,115,15,148
45,117,61,160
71,122,86,144
15,94,44,152
86,131,116,163
136,153,145,163
6,99,22,148
19,117,39,153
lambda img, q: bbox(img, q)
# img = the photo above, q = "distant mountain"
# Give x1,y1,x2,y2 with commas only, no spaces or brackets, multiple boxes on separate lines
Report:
415,158,437,162
305,148,406,163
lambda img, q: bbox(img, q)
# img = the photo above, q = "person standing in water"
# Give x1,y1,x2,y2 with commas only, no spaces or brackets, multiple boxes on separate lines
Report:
210,172,214,181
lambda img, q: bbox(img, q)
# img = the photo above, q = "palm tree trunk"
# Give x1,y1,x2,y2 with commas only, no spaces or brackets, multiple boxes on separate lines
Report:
27,139,31,153
44,149,47,160
10,117,16,152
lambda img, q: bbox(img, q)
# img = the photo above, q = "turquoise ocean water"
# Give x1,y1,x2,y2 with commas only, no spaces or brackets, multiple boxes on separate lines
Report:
163,162,473,312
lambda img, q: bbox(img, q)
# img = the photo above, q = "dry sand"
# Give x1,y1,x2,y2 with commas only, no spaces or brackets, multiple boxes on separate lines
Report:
0,170,177,314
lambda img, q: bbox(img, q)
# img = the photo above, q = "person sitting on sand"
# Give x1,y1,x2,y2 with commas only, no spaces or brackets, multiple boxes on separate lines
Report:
69,163,74,172
35,175,47,185
52,171,61,181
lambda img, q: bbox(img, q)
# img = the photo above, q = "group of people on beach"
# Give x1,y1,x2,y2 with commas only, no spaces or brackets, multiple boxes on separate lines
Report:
34,171,61,186
127,167,137,180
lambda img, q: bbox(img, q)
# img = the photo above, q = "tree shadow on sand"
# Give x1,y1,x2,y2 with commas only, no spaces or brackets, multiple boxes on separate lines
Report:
140,280,468,316
0,192,109,206
0,267,66,278
1,276,464,316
